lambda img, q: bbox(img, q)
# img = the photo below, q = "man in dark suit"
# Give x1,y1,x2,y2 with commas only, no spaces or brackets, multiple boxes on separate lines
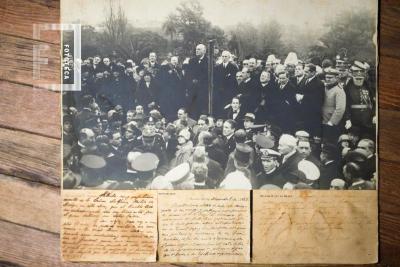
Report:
255,70,275,123
297,63,325,137
222,119,237,156
225,96,245,128
213,50,239,117
148,52,161,78
357,139,376,180
135,72,158,113
158,56,184,121
269,71,297,134
319,142,341,189
237,67,259,113
294,64,306,93
186,44,209,118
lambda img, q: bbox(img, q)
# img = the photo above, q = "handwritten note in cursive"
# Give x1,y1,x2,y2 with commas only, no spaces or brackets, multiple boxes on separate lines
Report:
158,190,250,263
61,190,157,262
252,190,378,264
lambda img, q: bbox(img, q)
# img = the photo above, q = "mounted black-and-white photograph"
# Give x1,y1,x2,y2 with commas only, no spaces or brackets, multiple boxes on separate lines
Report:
61,0,378,190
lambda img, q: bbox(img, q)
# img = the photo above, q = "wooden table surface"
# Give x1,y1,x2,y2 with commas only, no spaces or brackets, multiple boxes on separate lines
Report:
0,0,399,266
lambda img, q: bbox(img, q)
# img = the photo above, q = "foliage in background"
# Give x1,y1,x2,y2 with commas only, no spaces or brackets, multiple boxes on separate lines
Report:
80,0,376,65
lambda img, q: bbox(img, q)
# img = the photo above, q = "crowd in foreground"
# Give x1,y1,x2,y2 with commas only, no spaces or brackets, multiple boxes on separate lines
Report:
62,45,376,190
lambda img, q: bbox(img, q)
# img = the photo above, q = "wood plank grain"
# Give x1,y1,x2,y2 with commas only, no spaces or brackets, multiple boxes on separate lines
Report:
0,0,60,44
380,1,400,59
379,108,400,163
379,56,400,110
0,80,60,138
0,33,60,86
378,160,400,266
0,174,60,233
378,55,399,111
379,160,400,216
0,127,60,186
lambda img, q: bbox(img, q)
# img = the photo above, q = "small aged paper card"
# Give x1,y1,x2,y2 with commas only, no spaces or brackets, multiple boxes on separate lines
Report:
61,190,157,262
252,190,378,264
158,190,250,263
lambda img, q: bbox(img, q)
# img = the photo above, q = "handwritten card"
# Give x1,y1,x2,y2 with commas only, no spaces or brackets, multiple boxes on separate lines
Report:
252,190,378,264
157,190,250,263
61,190,157,262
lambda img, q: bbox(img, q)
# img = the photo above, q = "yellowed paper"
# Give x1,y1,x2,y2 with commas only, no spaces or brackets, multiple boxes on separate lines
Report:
252,190,378,264
61,190,157,262
158,190,250,263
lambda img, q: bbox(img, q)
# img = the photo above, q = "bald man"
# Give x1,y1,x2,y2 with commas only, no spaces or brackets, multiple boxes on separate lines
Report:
186,44,209,118
213,50,239,117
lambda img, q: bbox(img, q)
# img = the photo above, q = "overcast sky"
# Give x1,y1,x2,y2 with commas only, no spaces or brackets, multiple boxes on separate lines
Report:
62,0,377,30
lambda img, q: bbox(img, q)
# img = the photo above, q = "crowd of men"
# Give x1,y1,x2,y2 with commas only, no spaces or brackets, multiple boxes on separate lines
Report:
63,44,377,190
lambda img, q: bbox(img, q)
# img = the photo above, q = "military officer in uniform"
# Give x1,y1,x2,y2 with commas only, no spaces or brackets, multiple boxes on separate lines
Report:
344,61,376,140
256,148,284,188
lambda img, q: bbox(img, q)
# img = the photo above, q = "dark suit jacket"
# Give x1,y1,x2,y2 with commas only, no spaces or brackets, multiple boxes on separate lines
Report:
295,76,307,94
299,76,324,123
226,108,245,128
165,137,178,163
187,56,208,86
135,80,158,111
319,160,341,189
269,82,297,133
206,144,228,169
279,151,304,184
223,135,236,156
214,62,239,92
237,78,259,113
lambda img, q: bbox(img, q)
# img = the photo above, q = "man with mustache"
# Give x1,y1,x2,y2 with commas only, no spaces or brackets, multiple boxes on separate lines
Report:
344,61,375,140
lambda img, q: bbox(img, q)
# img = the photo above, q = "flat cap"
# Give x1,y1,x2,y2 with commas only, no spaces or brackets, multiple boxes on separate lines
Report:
80,154,106,169
131,153,159,172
